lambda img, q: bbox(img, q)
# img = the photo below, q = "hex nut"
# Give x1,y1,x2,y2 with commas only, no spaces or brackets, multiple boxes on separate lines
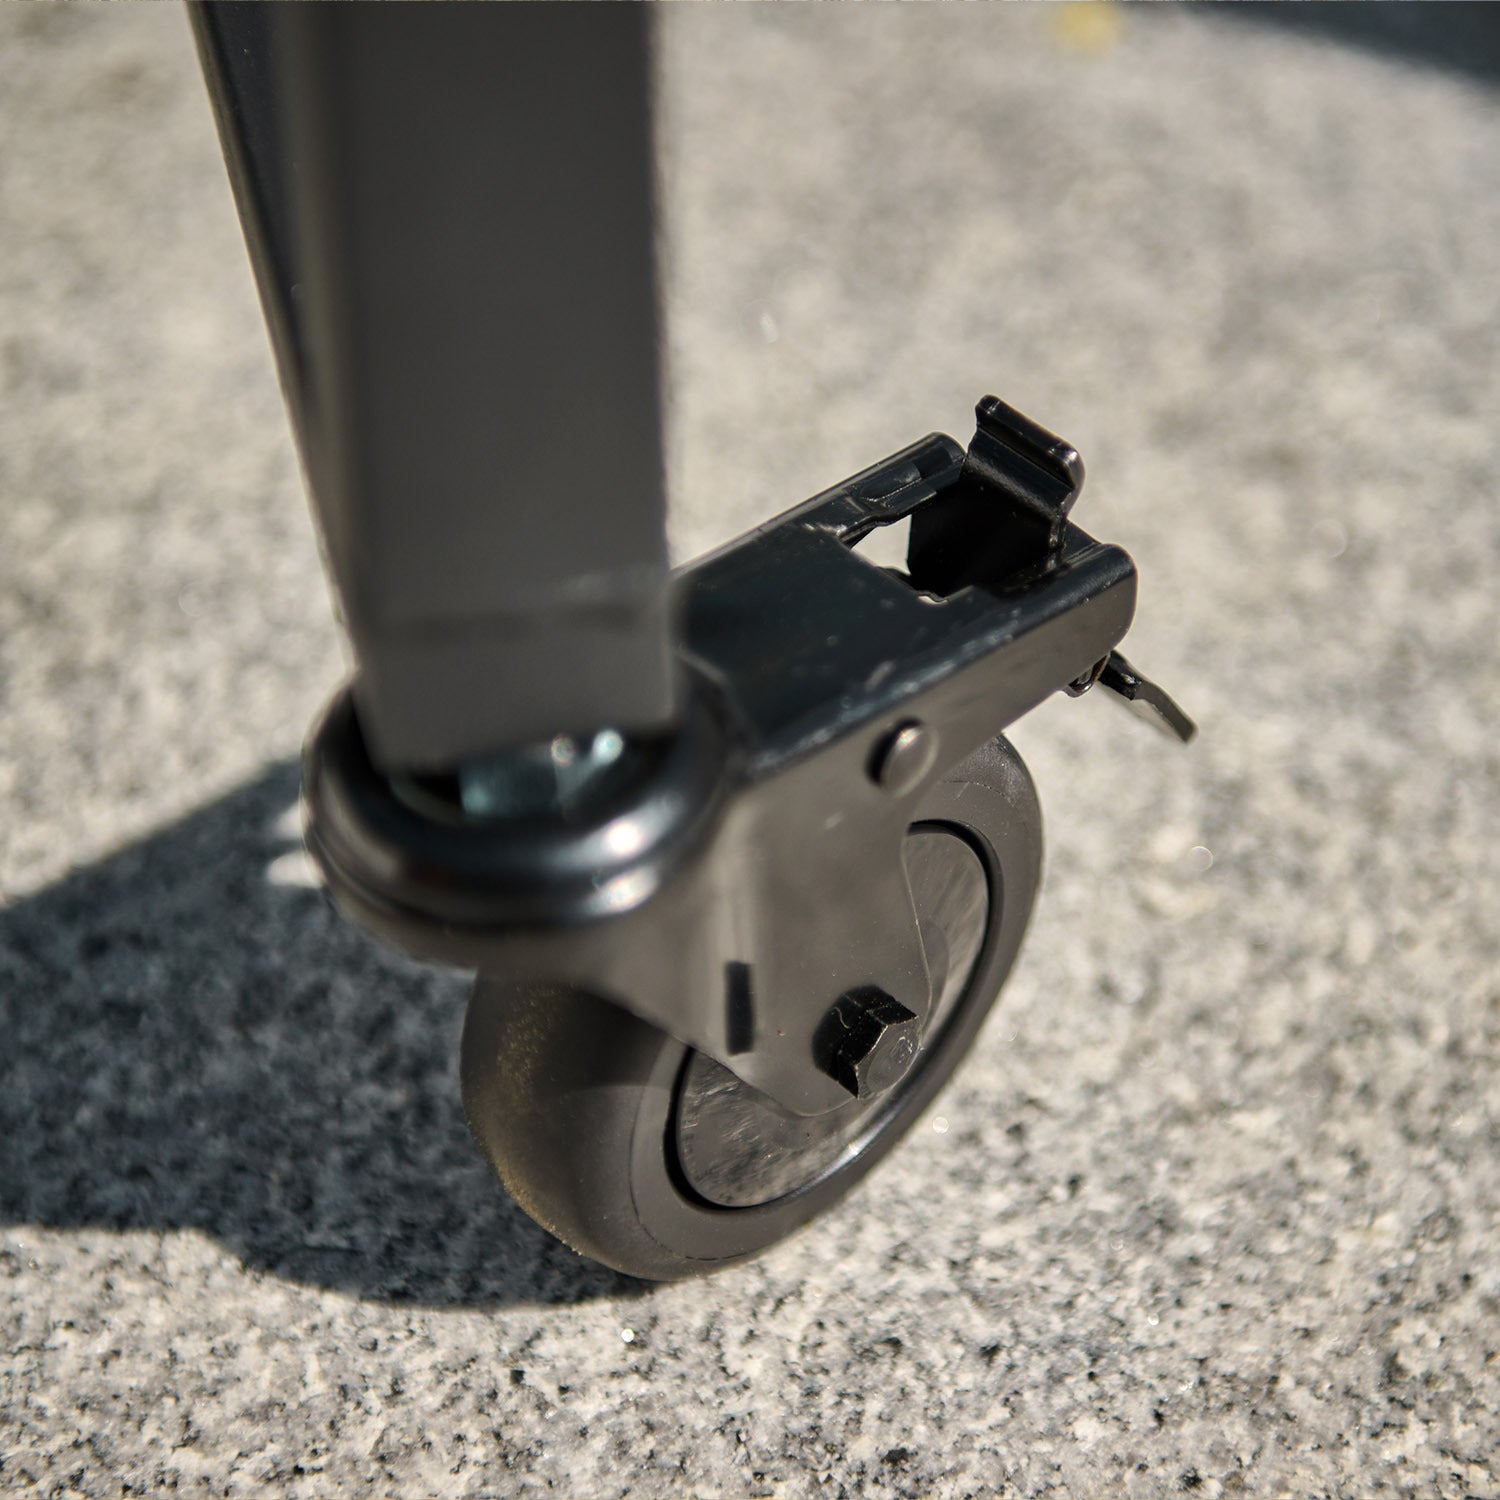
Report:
815,986,922,1098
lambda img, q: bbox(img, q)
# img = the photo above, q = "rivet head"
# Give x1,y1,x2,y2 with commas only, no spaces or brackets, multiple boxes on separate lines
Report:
872,720,938,797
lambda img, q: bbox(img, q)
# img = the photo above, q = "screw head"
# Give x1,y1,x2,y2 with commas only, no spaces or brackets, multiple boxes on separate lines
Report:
815,987,921,1099
872,720,938,797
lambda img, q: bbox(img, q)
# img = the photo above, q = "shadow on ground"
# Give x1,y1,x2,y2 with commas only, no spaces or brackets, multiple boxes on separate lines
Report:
0,763,640,1309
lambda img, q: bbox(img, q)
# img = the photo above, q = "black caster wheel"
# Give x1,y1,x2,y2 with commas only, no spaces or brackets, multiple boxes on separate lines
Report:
305,399,1192,1282
460,737,1041,1281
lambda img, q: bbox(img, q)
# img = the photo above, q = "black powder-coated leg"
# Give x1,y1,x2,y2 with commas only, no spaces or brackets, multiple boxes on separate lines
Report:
192,2,676,770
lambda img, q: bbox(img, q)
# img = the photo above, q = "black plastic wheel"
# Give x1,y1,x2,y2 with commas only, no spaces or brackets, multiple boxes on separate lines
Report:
460,736,1042,1280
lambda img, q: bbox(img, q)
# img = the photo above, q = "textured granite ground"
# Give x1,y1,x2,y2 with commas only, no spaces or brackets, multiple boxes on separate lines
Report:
4,5,1499,1496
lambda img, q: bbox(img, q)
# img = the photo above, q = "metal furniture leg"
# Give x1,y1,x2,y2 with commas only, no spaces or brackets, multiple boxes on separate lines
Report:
192,3,676,770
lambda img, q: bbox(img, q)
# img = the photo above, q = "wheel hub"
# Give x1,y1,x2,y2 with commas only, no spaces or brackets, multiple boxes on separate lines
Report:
674,825,990,1208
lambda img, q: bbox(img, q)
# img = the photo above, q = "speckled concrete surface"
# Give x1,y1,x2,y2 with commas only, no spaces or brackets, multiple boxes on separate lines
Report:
4,5,1500,1496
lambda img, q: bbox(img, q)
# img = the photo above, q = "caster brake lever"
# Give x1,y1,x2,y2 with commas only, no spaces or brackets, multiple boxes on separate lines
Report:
1094,651,1197,744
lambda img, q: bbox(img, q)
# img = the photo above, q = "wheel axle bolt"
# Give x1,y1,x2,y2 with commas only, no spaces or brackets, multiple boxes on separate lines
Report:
815,987,921,1099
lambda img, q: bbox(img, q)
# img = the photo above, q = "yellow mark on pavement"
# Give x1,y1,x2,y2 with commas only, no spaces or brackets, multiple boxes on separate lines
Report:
1055,3,1123,56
